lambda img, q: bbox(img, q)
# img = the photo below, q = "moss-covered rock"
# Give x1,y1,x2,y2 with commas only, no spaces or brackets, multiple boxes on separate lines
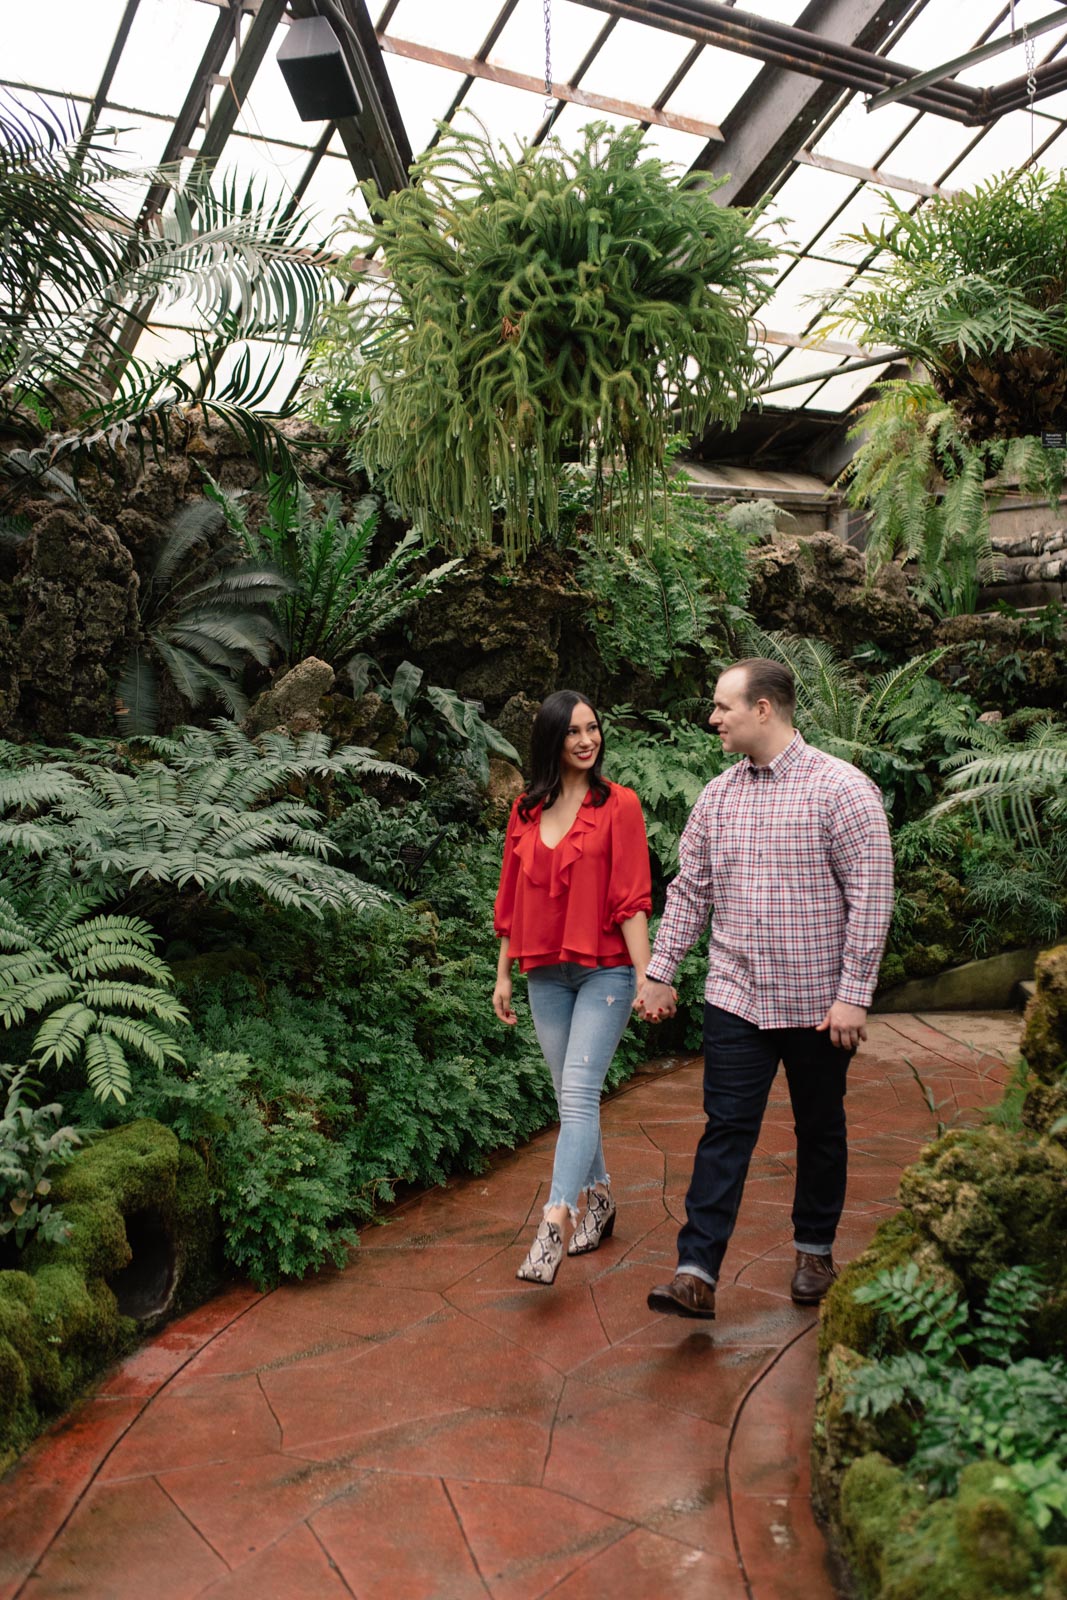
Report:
1021,943,1067,1084
839,1457,1048,1600
0,1120,217,1471
897,1127,1067,1294
819,1209,960,1362
812,1346,915,1524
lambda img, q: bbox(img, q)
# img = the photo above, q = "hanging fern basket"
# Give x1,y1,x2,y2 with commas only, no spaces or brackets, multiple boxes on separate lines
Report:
830,169,1067,445
319,120,775,555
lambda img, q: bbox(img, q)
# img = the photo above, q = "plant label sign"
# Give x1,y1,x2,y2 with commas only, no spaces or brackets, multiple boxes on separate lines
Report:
1040,429,1067,448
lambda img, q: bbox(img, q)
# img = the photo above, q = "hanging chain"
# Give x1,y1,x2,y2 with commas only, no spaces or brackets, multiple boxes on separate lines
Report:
543,0,554,115
1025,26,1037,158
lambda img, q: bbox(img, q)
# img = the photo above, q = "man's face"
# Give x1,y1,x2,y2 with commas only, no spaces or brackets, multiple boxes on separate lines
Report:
709,668,765,756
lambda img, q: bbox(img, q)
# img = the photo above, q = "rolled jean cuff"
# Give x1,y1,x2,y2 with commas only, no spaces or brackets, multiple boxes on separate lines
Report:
677,1261,717,1288
795,1240,832,1255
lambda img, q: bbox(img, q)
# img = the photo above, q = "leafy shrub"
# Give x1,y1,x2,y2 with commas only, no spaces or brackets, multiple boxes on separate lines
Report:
346,658,520,785
0,1065,80,1249
576,482,753,681
604,708,731,878
843,1263,1067,1529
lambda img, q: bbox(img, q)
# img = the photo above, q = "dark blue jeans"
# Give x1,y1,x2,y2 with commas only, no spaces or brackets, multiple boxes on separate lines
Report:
676,1004,853,1286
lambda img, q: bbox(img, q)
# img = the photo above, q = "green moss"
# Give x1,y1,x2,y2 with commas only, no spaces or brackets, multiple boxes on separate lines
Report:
898,1127,1067,1293
0,1121,218,1471
840,1458,1047,1600
839,1454,923,1598
1021,943,1067,1083
819,1210,960,1362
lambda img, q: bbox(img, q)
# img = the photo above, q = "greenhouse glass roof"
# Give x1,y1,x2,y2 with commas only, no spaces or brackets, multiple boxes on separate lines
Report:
6,0,1067,450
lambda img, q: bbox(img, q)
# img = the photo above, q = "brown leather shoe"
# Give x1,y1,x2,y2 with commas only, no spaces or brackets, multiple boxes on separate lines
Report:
790,1251,837,1305
647,1272,716,1320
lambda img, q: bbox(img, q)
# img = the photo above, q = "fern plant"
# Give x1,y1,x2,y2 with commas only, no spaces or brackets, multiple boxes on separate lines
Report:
314,118,775,553
1,1062,82,1243
840,380,1066,615
205,477,460,672
0,889,185,1103
843,1262,1067,1514
0,725,414,921
118,497,291,733
604,709,731,876
828,169,1067,439
930,718,1067,847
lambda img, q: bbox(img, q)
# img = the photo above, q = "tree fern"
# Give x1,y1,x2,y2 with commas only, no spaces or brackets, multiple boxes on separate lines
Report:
930,720,1067,844
0,725,412,918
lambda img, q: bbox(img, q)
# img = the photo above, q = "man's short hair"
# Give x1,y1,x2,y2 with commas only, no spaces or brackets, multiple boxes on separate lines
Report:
730,658,797,719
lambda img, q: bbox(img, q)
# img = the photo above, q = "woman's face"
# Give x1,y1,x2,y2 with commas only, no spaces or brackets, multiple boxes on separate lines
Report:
559,702,602,779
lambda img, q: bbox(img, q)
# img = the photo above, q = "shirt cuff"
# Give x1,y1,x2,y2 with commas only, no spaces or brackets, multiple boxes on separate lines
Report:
645,955,679,985
836,974,875,1008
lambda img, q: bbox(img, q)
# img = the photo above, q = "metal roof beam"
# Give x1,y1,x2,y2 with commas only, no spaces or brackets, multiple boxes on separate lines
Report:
304,0,411,195
867,5,1067,110
685,0,921,206
572,0,980,120
377,33,725,142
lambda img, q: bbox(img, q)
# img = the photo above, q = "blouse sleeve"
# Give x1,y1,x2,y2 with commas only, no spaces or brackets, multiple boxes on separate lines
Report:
493,799,523,936
604,786,653,929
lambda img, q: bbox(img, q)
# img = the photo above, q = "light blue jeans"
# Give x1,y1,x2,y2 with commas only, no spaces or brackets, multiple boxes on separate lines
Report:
525,962,637,1218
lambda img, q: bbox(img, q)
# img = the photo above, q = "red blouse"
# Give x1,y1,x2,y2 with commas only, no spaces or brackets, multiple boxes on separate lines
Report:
494,782,653,973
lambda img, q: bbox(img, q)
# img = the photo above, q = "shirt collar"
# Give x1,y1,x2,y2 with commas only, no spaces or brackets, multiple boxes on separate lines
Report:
744,730,804,780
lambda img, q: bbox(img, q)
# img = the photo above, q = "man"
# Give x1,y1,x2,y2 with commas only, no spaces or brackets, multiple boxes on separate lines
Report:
636,658,893,1319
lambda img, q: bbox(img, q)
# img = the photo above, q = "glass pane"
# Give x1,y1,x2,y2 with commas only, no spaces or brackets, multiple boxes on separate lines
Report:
812,99,917,169
663,46,762,126
381,52,464,155
455,77,546,149
874,116,979,185
947,111,1042,188
576,19,695,103
108,0,220,120
805,360,891,414
769,164,857,251
6,0,128,98
759,257,854,334
386,0,506,58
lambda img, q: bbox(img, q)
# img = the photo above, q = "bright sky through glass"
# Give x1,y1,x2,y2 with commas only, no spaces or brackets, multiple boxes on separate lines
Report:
4,0,1066,421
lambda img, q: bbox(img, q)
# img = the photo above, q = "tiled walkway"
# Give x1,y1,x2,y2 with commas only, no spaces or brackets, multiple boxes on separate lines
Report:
0,1011,1019,1600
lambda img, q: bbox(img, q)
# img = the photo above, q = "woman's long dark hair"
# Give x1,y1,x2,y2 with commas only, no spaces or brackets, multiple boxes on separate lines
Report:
517,690,611,821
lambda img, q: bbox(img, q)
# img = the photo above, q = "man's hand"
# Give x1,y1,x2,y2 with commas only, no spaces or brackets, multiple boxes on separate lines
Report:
816,1000,868,1052
635,977,677,1023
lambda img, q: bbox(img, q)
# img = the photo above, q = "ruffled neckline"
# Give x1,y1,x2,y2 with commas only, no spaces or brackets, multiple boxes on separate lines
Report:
513,793,601,898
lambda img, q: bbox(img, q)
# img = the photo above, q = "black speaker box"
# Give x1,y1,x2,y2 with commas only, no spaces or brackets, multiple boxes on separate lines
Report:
277,15,363,122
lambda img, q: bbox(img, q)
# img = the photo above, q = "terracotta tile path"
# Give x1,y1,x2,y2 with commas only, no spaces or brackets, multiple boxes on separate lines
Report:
0,1010,1020,1600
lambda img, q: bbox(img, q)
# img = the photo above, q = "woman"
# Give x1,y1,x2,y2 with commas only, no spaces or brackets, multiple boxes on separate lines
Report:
493,690,653,1285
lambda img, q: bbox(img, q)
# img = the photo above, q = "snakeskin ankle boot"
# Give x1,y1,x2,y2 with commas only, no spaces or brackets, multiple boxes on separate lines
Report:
568,1188,616,1256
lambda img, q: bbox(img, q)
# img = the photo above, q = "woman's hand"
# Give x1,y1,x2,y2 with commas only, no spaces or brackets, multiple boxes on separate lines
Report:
493,977,518,1026
634,976,677,1023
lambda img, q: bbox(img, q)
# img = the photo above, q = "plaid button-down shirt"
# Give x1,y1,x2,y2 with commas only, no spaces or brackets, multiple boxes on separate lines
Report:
645,733,894,1029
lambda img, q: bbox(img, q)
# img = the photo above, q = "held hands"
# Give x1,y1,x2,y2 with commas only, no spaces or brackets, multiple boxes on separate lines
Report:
634,976,678,1024
492,978,518,1026
816,1000,868,1052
